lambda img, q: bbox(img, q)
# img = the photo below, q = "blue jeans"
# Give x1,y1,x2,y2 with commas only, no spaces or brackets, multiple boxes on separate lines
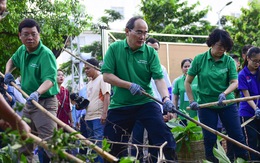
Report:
198,104,247,162
104,102,177,163
86,119,104,163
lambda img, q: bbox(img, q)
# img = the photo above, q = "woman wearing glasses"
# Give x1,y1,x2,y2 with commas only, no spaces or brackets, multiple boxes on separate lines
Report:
185,29,248,162
238,46,260,161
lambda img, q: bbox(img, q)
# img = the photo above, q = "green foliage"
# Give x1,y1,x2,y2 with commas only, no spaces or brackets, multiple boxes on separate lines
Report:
226,0,260,55
100,9,124,28
140,0,214,43
168,117,203,152
202,139,246,163
0,0,91,76
81,41,102,60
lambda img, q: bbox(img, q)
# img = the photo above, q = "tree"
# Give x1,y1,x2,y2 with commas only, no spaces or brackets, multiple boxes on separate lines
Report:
140,0,214,43
225,0,260,55
80,9,124,60
0,0,91,74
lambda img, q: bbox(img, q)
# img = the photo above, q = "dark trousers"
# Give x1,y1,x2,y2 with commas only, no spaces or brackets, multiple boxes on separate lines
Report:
104,102,177,163
241,116,260,161
198,104,247,162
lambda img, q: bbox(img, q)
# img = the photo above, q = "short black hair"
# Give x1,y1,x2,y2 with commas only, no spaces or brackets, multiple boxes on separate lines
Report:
241,45,253,56
206,29,233,52
229,54,239,59
86,58,99,67
146,38,160,47
125,16,143,30
18,18,40,33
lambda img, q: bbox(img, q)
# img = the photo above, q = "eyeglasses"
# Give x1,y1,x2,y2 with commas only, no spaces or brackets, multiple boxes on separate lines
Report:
129,29,149,38
249,58,260,64
0,11,8,20
21,33,39,38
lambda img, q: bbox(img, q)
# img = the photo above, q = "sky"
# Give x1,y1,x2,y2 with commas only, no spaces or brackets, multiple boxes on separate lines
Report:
82,0,249,30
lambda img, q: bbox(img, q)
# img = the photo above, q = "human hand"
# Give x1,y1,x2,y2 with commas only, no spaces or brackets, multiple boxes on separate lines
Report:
190,101,200,110
26,91,40,105
129,83,144,95
217,93,226,107
255,108,260,119
4,73,15,85
163,100,175,113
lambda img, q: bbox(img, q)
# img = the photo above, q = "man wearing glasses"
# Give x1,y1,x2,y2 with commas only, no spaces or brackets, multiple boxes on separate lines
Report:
101,16,177,162
5,18,59,162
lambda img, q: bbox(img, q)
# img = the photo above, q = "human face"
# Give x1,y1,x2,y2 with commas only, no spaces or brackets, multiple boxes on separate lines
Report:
247,54,260,70
85,65,95,78
211,41,226,59
182,61,191,75
57,70,65,85
146,42,159,51
126,19,148,51
19,26,40,53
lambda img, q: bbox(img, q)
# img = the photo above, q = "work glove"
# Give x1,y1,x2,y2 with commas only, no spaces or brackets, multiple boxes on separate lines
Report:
27,91,40,105
217,93,226,107
129,83,144,95
163,100,175,113
255,108,260,119
190,101,200,110
4,73,15,85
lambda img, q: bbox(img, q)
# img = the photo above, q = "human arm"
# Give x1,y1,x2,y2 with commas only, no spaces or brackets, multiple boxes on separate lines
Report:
101,92,110,124
174,94,179,110
154,78,170,101
184,75,195,103
36,80,54,95
103,73,132,89
5,58,16,74
154,78,175,113
242,90,258,110
0,94,30,137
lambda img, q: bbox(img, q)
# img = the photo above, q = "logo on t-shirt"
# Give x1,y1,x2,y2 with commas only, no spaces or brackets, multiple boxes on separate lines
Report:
246,76,251,83
137,60,147,64
30,63,39,69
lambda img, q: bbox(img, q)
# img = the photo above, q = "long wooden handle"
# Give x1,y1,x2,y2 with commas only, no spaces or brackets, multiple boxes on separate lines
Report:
28,133,84,163
0,72,118,163
141,91,260,156
186,95,260,110
62,48,101,71
241,116,256,127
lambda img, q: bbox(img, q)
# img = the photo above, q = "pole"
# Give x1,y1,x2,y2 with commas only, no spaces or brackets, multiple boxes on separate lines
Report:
141,91,260,156
186,95,260,110
29,133,84,163
0,72,118,162
217,1,232,29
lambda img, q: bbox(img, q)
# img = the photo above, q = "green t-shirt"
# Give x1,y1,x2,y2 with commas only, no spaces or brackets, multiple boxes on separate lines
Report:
101,39,163,109
12,41,59,97
187,49,237,108
173,75,198,119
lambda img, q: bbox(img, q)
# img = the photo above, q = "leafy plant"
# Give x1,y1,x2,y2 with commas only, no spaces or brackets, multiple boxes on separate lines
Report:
202,139,246,163
167,117,203,152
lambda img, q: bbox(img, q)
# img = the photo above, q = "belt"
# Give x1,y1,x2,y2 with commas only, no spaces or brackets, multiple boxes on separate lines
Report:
39,95,55,100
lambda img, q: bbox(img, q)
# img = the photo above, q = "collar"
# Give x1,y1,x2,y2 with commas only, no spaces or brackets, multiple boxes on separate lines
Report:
244,66,260,75
26,41,42,55
206,48,225,62
123,39,145,52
